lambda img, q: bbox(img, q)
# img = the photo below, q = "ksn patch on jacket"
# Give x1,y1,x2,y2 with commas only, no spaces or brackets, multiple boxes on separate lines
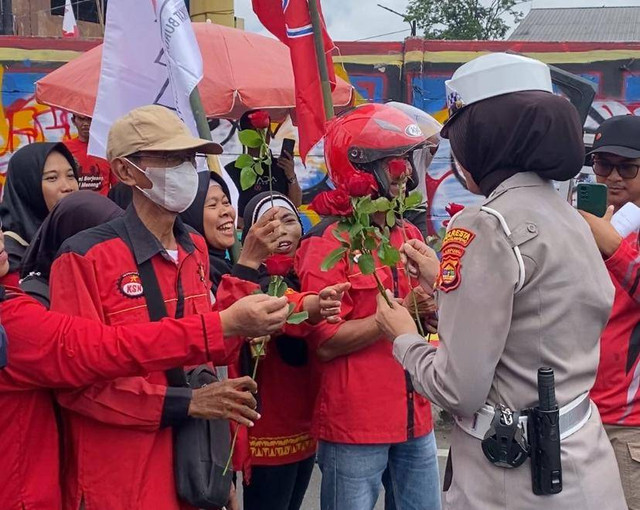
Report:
437,228,475,293
118,272,144,298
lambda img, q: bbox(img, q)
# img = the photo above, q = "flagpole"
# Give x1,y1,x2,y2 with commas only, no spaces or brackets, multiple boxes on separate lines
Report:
308,0,334,121
189,86,241,260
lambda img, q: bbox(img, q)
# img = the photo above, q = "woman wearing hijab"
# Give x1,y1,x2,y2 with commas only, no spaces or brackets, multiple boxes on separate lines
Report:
0,142,79,285
375,53,626,509
217,191,343,510
20,191,123,306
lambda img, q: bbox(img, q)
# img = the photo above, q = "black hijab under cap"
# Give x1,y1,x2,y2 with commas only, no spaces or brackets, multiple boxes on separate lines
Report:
446,91,585,196
0,142,78,271
21,191,123,281
180,171,234,293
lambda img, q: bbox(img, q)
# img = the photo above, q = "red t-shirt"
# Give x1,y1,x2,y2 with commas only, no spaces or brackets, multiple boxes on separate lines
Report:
295,221,434,444
64,138,116,196
591,232,640,425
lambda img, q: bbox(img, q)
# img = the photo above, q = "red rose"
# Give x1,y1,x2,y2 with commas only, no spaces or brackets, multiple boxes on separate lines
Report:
347,173,378,198
445,203,465,217
387,158,409,180
310,189,353,217
265,254,294,277
248,110,270,130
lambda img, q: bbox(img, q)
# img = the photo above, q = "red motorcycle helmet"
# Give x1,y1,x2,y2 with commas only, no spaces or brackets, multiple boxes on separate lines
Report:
324,103,428,195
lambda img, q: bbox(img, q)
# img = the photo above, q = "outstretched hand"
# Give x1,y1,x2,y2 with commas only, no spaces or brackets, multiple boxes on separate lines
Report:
318,282,351,324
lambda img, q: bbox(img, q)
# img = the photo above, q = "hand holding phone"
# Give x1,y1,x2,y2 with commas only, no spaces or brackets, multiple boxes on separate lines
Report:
577,183,608,218
280,138,295,158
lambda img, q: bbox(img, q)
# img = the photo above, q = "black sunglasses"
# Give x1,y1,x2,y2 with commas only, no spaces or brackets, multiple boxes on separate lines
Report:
592,159,640,180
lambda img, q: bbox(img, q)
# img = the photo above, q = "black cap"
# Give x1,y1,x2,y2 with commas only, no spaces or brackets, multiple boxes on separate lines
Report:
587,115,640,159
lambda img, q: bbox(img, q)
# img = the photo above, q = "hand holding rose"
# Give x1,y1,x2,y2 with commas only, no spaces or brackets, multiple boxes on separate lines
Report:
375,290,418,340
401,239,440,291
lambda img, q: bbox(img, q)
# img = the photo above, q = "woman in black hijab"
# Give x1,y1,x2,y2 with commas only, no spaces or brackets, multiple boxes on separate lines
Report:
180,171,237,294
375,59,627,509
0,142,79,281
446,90,585,196
20,191,123,306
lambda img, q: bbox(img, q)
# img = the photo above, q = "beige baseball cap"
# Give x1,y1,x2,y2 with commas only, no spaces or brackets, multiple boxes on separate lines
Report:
106,105,223,162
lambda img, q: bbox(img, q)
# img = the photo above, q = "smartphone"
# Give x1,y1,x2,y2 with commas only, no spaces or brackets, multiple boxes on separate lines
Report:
576,183,608,217
281,138,295,158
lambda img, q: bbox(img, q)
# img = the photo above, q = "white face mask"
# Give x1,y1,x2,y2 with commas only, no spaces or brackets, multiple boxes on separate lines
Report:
126,159,199,213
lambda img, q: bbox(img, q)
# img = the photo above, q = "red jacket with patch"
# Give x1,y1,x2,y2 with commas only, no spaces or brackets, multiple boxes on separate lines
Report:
49,206,213,510
294,220,434,444
591,232,640,425
0,288,226,510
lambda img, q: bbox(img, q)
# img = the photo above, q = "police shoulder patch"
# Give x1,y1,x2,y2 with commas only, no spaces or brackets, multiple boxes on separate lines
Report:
437,228,476,293
118,272,144,298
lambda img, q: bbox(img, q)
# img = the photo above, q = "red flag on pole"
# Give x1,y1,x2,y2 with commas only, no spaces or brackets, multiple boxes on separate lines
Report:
252,0,336,162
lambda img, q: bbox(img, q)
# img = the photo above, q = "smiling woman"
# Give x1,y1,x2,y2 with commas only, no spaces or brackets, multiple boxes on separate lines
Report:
0,142,78,282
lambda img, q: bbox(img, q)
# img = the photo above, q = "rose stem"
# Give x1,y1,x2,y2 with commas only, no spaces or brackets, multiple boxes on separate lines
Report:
398,180,426,338
223,339,266,476
373,270,394,307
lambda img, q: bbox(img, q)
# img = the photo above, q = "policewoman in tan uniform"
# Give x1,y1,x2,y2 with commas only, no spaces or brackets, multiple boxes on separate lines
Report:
375,53,627,509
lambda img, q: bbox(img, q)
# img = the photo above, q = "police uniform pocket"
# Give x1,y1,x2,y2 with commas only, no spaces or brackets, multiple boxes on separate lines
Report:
627,442,640,463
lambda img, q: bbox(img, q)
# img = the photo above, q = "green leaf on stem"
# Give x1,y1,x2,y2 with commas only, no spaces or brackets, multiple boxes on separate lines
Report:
373,197,392,212
286,311,309,325
386,210,396,228
234,154,254,169
238,129,263,148
358,253,376,275
322,247,348,271
364,235,377,251
356,197,377,215
405,190,423,210
380,244,400,267
253,161,264,176
331,229,350,247
240,166,257,190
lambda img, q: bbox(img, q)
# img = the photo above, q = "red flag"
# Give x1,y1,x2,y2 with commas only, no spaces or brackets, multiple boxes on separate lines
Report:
252,0,336,162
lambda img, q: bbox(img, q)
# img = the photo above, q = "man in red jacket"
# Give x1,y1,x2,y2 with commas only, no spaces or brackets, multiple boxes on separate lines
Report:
295,104,440,510
581,115,640,509
64,113,117,195
48,105,267,510
0,227,291,510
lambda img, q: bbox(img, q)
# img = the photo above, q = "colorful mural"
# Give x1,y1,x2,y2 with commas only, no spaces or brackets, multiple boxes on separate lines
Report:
4,36,640,232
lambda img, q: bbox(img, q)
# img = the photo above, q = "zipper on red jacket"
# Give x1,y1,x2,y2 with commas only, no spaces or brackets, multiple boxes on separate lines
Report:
391,265,416,440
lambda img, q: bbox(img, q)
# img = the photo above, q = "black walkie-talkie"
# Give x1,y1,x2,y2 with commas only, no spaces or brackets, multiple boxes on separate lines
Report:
529,367,563,495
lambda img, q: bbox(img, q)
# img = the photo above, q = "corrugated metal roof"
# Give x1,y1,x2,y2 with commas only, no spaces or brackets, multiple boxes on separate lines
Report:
509,7,640,42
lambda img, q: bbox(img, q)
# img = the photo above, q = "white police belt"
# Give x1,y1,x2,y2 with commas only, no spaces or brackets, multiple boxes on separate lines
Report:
455,392,592,442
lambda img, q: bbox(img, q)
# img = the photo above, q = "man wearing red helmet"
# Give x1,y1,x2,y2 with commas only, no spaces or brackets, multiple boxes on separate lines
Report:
294,104,441,510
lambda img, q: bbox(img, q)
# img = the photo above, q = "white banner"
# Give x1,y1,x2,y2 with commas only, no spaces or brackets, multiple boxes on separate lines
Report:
88,0,203,159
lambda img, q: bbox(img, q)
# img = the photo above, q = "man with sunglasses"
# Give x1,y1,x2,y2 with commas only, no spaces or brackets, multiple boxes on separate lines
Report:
47,105,276,510
582,114,640,510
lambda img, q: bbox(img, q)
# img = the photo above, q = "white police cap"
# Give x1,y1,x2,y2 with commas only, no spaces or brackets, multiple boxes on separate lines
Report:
441,52,553,137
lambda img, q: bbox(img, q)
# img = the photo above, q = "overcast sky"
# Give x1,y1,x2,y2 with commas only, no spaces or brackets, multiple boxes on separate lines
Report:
234,0,640,41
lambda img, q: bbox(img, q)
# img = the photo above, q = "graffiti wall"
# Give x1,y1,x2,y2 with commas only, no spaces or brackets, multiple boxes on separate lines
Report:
4,36,640,233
